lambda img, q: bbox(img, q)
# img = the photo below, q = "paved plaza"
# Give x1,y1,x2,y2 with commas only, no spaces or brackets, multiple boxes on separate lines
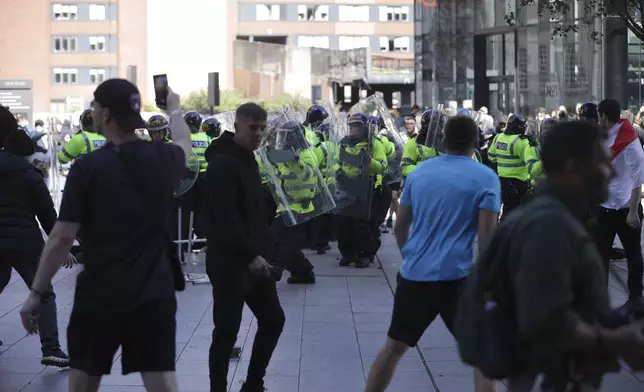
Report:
0,233,643,391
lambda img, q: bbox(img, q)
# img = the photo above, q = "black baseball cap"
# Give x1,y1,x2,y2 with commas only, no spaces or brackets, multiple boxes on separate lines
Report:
93,78,145,131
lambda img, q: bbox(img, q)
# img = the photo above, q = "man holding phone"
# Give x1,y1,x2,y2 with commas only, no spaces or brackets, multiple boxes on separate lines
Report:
19,78,192,392
205,103,285,392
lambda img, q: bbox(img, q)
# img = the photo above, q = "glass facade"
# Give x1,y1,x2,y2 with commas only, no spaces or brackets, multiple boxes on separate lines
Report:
415,0,606,118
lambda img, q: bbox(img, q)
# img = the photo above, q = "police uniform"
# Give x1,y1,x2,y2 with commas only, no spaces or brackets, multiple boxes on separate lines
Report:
487,114,532,219
333,113,388,268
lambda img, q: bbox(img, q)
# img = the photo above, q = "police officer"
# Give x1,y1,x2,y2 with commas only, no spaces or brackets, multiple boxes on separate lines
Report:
180,110,210,247
369,117,395,242
487,114,532,219
334,113,387,269
525,117,557,186
57,109,106,164
310,122,335,254
263,120,317,284
145,115,171,142
400,109,444,178
201,117,222,140
303,104,329,146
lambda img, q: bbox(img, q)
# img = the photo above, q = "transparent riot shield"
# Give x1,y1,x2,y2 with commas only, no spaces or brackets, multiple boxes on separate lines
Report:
214,111,235,133
257,111,336,227
421,104,445,151
174,152,201,197
328,112,375,220
358,93,405,152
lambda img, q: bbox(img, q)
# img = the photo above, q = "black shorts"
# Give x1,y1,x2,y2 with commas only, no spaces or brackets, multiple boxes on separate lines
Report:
68,296,177,376
387,275,465,347
388,181,401,192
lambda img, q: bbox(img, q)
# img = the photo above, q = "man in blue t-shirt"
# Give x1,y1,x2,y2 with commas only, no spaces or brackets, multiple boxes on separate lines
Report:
364,115,501,392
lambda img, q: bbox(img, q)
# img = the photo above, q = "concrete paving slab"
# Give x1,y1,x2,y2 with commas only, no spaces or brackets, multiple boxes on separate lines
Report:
2,230,644,392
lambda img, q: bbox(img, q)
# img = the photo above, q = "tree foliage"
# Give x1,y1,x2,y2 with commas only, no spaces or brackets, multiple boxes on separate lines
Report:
506,0,644,42
177,89,312,114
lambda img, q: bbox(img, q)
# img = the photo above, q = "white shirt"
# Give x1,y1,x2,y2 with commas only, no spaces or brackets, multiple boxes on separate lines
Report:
602,122,644,209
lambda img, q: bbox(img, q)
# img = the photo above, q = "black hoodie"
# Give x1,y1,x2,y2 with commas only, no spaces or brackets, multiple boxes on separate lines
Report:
0,151,57,253
204,132,272,275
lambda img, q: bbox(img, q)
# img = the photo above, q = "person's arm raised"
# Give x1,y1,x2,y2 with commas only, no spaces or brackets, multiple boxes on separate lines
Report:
165,87,191,165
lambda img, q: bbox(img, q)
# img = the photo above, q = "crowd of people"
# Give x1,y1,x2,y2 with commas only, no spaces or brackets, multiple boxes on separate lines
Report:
1,77,644,392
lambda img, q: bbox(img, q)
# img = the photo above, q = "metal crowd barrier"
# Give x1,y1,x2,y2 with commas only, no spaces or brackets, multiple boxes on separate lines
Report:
174,207,210,285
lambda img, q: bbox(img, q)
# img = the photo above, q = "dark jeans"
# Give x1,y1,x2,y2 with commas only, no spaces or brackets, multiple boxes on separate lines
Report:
500,177,530,220
593,204,644,298
208,275,285,392
270,217,314,277
335,215,370,260
0,250,61,355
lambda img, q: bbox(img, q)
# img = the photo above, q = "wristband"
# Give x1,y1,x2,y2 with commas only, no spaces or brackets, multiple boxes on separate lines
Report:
30,288,44,297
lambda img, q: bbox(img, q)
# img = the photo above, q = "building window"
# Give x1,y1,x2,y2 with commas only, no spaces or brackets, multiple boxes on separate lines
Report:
338,5,370,22
297,5,329,21
339,36,370,50
52,4,78,21
380,36,410,52
89,36,107,52
394,37,410,52
297,36,330,49
50,99,67,113
256,4,280,21
89,4,107,20
53,37,77,52
53,68,78,84
379,6,410,22
90,68,107,84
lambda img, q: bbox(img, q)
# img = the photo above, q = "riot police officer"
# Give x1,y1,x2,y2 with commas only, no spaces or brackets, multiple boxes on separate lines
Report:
57,109,106,164
303,104,329,146
145,115,171,142
525,117,557,185
400,109,444,178
202,117,223,140
487,114,533,219
263,120,317,284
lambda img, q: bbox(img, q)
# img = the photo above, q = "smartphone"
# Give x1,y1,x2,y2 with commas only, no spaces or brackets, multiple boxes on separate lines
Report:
153,74,168,110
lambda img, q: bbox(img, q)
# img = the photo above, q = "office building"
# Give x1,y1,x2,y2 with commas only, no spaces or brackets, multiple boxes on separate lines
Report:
233,1,415,107
415,0,615,117
0,0,147,122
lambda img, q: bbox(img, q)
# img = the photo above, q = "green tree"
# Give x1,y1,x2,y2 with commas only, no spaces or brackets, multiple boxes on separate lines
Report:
142,101,160,112
180,89,210,113
506,0,644,42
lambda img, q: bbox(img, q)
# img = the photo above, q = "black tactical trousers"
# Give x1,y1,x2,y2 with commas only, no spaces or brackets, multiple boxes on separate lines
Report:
0,250,61,355
209,274,285,392
500,177,530,220
335,215,370,261
310,213,334,249
366,186,393,258
270,216,314,278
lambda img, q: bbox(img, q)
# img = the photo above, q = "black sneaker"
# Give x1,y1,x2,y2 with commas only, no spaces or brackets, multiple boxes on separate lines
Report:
380,223,389,234
355,258,370,269
339,258,354,267
287,272,315,284
386,217,393,228
315,246,327,255
41,350,70,368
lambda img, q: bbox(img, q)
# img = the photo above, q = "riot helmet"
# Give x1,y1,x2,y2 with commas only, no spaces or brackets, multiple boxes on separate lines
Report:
183,111,202,133
146,115,169,141
275,120,305,150
578,102,599,122
540,118,557,134
419,109,445,135
305,104,329,128
347,113,370,141
79,109,93,132
457,108,473,117
202,117,222,139
504,114,528,135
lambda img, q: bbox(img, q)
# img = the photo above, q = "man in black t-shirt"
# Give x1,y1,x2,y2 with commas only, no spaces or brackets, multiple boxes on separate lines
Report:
19,79,192,392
